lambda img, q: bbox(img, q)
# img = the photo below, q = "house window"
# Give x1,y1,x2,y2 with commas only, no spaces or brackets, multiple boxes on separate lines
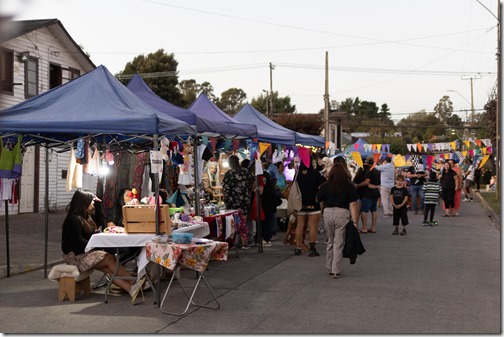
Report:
25,57,38,98
0,49,14,94
49,63,62,89
68,67,80,80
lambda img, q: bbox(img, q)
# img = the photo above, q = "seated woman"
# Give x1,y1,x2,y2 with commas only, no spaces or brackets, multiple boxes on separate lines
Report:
61,189,145,304
202,161,220,201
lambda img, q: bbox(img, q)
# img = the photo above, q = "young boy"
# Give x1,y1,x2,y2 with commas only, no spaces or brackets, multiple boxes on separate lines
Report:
423,170,442,226
390,175,409,236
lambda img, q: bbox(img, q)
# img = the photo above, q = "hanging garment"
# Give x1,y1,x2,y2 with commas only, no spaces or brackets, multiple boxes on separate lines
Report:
0,134,23,179
66,147,83,192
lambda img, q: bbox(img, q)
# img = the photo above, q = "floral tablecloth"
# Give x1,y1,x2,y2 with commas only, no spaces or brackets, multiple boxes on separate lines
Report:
146,241,228,272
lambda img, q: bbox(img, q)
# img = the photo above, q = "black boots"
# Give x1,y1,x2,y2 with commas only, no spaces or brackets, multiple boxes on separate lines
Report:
308,243,319,257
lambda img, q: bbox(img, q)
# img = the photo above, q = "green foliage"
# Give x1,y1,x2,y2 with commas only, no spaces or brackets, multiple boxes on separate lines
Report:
215,88,247,115
433,95,453,123
178,80,217,108
118,49,182,106
273,113,323,136
338,97,394,135
250,91,296,115
397,110,445,143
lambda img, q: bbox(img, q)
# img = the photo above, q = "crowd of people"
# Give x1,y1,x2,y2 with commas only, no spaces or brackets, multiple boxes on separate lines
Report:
60,149,489,301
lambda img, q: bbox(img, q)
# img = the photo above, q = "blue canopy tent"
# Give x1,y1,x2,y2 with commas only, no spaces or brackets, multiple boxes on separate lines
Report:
0,65,195,291
126,74,257,139
233,104,296,145
234,103,325,147
0,66,196,148
188,93,265,141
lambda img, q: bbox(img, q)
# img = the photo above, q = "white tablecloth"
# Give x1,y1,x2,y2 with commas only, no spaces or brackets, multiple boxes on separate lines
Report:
85,222,210,279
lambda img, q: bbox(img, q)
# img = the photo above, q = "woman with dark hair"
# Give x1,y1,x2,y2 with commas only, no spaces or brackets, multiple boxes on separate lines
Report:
317,163,359,278
294,156,325,256
61,189,145,304
438,162,459,217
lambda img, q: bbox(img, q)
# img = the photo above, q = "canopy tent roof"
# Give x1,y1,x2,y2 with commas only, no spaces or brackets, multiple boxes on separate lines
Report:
188,93,259,139
126,75,255,139
234,104,295,145
0,65,196,150
234,103,325,147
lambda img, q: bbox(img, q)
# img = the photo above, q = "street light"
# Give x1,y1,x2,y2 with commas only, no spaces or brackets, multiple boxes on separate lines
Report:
447,89,472,123
262,89,269,117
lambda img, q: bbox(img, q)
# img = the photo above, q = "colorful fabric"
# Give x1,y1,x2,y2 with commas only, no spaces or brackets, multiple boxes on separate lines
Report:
0,134,22,179
146,241,228,272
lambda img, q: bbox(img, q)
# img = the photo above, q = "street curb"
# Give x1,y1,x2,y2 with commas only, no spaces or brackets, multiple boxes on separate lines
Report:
475,191,501,232
0,259,63,280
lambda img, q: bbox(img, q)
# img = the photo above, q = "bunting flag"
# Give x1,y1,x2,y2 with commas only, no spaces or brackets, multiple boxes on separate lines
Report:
351,151,363,168
393,154,407,167
326,141,330,150
478,155,490,169
353,143,359,151
377,144,382,152
449,141,457,151
373,152,380,165
232,139,240,153
463,140,470,149
249,142,259,161
482,147,487,155
201,135,209,146
223,138,231,152
259,142,270,156
487,146,493,154
426,155,434,171
475,139,482,147
210,137,217,152
416,143,422,152
298,146,311,168
462,151,467,157
372,144,377,152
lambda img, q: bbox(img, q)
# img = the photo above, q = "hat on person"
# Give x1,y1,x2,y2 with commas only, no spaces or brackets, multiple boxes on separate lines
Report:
365,156,375,165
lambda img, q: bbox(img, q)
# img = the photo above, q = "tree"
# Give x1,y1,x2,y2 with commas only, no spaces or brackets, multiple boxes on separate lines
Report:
178,79,199,108
338,97,394,133
433,95,453,123
397,110,444,143
216,88,247,115
118,49,183,106
250,91,296,115
273,113,323,136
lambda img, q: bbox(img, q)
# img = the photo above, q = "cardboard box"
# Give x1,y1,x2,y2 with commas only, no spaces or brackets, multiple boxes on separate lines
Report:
122,204,172,234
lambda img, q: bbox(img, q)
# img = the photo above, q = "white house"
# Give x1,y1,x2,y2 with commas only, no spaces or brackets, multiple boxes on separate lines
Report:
0,19,96,214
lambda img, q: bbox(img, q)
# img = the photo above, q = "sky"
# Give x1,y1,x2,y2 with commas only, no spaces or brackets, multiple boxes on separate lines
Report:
1,0,500,122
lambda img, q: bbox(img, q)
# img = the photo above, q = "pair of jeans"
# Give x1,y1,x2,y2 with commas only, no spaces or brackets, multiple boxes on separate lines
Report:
323,207,349,275
410,184,425,212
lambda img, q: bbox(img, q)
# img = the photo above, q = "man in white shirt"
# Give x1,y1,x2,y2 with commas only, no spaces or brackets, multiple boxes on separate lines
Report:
375,156,395,217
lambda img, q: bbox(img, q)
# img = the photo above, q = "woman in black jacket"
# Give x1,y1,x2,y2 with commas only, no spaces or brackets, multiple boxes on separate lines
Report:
61,189,145,303
317,163,360,278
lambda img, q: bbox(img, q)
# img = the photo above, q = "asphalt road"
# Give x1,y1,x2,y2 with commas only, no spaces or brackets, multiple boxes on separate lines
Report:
0,194,500,334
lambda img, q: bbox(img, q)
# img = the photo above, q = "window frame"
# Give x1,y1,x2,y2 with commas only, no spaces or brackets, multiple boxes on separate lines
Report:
24,56,39,98
0,48,14,95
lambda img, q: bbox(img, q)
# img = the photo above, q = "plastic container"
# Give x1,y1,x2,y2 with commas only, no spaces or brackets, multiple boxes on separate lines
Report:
172,232,193,244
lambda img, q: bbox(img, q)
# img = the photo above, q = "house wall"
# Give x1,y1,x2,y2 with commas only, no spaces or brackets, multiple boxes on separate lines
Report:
0,24,95,215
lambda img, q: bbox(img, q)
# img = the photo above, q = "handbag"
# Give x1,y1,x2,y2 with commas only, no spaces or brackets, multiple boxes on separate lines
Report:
282,181,293,199
287,170,302,215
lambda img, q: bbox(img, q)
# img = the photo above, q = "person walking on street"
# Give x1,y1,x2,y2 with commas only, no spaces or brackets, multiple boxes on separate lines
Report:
316,163,360,279
294,157,325,256
374,156,395,217
407,162,427,215
390,175,409,236
355,157,381,234
422,170,442,226
438,161,459,217
463,160,475,202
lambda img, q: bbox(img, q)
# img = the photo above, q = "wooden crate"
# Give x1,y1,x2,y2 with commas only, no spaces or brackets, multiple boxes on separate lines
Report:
122,204,172,234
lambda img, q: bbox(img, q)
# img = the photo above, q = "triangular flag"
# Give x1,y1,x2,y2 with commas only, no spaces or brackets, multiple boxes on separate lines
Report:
478,155,490,169
450,141,457,151
475,139,482,147
259,142,270,156
377,144,382,152
463,140,470,149
232,139,240,153
354,143,359,151
373,152,380,165
298,147,311,168
372,144,377,152
417,143,422,152
351,151,363,168
462,151,467,157
210,137,217,152
482,147,487,155
223,138,231,151
393,154,406,167
201,135,209,146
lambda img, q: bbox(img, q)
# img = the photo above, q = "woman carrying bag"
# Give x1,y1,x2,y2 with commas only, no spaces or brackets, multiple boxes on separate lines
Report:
316,163,360,278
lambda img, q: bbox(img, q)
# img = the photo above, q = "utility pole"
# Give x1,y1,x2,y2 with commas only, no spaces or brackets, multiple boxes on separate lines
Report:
461,75,481,127
496,0,501,199
324,51,329,150
269,62,275,117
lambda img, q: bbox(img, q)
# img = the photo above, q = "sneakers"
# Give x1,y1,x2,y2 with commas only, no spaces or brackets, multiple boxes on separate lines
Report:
294,248,302,256
400,228,407,236
422,221,428,226
333,273,342,279
392,228,399,235
309,249,320,257
431,220,438,226
270,235,279,241
262,240,272,247
462,198,470,202
470,198,474,202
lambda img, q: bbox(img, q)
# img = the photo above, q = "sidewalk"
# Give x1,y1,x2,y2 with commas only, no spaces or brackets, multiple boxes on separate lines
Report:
0,199,501,334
